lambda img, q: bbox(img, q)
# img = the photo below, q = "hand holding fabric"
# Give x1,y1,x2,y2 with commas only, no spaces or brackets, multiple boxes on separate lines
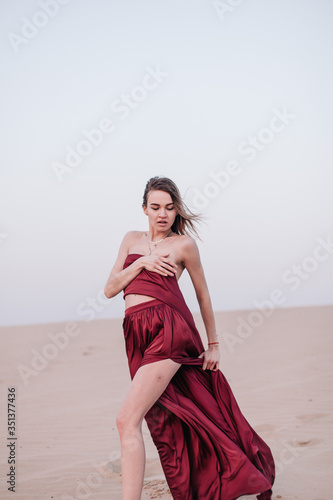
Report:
198,346,220,371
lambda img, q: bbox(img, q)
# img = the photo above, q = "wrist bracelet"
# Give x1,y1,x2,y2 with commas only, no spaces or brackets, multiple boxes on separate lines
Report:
208,342,219,345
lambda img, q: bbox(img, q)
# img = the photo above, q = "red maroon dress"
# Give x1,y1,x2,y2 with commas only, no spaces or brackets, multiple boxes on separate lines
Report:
122,253,275,500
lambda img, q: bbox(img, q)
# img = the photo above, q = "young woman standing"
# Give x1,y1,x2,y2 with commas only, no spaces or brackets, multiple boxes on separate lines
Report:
104,176,275,500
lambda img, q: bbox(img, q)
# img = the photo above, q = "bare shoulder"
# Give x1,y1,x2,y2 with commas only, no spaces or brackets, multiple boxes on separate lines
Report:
180,234,199,253
123,230,144,245
126,230,143,237
179,234,201,267
108,230,141,276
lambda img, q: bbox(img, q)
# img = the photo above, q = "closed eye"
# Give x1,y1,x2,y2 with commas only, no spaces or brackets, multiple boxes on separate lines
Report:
152,207,174,210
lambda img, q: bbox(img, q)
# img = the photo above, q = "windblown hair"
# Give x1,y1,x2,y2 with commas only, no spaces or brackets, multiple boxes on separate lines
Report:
142,176,205,241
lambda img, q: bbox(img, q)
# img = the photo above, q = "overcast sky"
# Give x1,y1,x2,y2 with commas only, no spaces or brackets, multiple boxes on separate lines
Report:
1,0,332,326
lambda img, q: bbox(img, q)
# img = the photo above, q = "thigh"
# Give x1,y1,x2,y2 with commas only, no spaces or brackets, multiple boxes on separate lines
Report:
118,358,181,426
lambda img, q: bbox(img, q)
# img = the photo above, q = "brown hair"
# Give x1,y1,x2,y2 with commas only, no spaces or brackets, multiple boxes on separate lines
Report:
142,176,205,241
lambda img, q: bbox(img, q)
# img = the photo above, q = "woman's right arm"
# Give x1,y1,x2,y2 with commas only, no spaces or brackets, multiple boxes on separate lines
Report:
103,231,178,299
104,232,145,299
104,259,145,299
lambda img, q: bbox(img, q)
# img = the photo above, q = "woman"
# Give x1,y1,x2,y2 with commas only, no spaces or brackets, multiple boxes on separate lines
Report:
104,176,275,500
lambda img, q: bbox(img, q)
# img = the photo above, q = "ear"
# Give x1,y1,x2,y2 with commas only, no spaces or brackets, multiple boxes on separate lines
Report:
142,204,148,216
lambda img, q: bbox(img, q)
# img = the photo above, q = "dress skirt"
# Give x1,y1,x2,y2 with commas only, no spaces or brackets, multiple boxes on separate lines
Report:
122,298,275,500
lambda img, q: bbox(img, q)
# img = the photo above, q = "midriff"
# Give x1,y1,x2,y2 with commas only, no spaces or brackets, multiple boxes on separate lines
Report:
124,293,157,310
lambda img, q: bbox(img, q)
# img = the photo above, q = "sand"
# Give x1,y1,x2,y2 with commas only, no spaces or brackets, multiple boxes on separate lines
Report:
0,304,332,500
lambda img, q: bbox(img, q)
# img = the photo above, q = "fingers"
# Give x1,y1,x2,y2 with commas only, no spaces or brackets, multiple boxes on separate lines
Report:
204,363,219,371
161,259,177,272
199,352,220,371
208,363,219,371
158,265,175,276
157,258,177,276
201,359,216,370
146,257,177,276
162,265,176,275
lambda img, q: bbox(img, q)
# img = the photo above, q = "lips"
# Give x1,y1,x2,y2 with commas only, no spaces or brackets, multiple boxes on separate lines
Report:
158,221,167,224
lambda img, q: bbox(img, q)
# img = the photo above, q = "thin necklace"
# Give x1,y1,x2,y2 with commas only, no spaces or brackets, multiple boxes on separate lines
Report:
145,231,173,254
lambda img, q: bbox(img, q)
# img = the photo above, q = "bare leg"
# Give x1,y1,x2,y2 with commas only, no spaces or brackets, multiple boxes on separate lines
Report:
116,358,181,500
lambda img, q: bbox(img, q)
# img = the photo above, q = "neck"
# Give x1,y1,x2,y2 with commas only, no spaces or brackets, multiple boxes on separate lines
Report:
147,228,172,241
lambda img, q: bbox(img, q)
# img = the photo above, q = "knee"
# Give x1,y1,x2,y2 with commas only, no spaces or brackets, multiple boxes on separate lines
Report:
116,411,141,437
116,411,126,434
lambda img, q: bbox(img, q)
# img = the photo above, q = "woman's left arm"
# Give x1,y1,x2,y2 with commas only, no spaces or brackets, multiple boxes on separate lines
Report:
181,236,220,371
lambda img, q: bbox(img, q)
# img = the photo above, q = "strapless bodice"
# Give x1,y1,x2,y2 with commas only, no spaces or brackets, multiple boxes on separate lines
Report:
122,253,196,331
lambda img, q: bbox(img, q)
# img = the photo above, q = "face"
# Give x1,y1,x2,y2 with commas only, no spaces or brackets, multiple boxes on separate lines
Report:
143,190,177,231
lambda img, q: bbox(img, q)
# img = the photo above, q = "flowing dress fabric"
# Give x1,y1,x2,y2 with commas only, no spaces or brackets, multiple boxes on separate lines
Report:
122,254,275,500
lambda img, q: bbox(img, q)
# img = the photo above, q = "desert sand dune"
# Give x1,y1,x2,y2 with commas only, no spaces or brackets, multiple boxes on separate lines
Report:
0,304,332,499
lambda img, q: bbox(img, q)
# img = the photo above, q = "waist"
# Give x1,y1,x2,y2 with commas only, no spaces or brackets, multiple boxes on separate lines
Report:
124,292,157,308
124,298,165,317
